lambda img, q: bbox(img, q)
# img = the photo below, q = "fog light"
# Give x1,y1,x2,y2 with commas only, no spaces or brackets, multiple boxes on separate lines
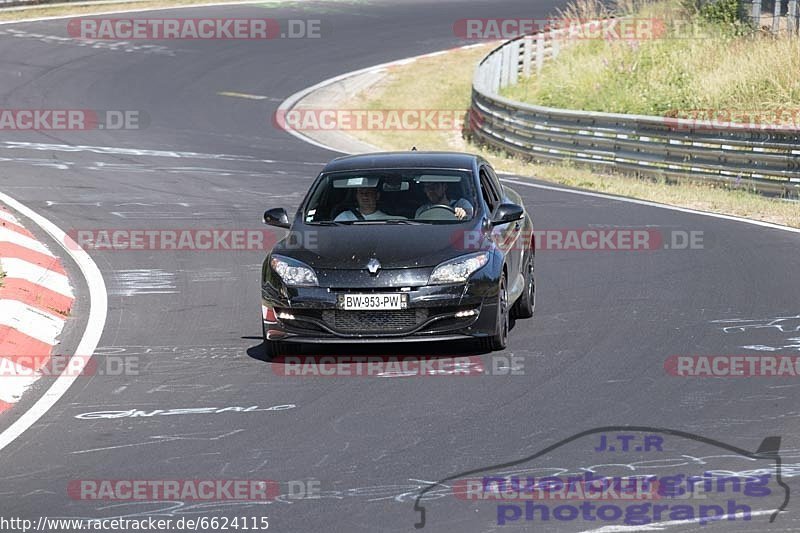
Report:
277,311,296,320
455,309,479,318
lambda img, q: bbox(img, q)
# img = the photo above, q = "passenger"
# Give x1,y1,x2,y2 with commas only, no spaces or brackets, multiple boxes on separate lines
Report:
334,187,392,221
415,182,474,220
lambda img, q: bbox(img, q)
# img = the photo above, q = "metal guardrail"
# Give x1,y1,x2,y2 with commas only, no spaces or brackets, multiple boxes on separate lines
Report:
469,30,800,196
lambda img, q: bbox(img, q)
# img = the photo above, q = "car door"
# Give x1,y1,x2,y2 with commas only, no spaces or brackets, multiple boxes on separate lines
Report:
480,165,523,290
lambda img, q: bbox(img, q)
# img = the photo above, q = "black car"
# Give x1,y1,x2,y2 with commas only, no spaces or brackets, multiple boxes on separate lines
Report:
260,151,534,357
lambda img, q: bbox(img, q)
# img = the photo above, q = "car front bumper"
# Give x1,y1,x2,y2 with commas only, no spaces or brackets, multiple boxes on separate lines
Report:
261,274,499,343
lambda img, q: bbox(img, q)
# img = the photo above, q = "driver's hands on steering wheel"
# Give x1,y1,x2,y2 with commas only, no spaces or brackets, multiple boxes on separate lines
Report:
454,207,467,220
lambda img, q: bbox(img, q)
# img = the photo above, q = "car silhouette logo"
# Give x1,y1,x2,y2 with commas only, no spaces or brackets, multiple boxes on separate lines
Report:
367,258,381,275
412,425,790,529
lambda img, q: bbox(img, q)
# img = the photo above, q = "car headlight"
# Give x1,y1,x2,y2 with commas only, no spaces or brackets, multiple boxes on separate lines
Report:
270,255,318,287
429,252,489,285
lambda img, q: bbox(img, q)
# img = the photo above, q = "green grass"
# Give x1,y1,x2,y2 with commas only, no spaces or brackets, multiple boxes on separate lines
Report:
502,0,800,119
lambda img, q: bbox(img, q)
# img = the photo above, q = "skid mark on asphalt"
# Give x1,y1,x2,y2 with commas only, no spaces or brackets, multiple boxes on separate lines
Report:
109,269,177,296
96,345,244,360
186,269,236,282
2,141,323,165
0,28,176,55
712,314,800,352
109,209,233,219
71,429,247,455
217,91,279,101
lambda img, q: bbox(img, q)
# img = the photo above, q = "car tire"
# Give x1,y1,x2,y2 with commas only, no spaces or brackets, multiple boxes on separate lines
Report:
482,272,509,351
513,251,535,319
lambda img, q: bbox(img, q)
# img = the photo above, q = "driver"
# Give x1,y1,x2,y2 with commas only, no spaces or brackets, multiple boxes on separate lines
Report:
415,182,474,220
334,187,392,221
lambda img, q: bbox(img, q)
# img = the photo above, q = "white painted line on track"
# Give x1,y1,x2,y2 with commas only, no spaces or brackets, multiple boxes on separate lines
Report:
0,192,107,454
1,258,73,297
501,178,800,235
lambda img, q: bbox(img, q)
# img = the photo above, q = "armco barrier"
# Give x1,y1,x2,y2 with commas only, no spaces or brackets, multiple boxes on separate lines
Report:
470,28,800,196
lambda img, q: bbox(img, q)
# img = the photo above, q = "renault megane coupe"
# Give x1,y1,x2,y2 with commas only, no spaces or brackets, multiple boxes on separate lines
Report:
260,151,534,357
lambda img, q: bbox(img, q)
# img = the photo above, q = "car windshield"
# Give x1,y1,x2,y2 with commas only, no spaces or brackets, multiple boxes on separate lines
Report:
303,169,478,224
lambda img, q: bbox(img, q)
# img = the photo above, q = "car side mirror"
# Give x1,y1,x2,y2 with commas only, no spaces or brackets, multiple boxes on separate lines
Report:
491,203,524,226
263,208,290,229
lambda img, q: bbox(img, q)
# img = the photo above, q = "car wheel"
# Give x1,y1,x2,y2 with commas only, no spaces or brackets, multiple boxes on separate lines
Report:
482,272,509,351
513,251,535,319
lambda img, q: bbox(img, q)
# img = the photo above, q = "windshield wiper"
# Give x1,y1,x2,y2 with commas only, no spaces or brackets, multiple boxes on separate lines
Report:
351,219,424,225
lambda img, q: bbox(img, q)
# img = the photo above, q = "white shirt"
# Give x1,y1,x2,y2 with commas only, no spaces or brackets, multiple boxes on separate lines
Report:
334,209,393,222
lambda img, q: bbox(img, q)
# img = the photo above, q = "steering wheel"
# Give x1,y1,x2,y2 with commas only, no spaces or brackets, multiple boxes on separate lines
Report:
416,204,457,220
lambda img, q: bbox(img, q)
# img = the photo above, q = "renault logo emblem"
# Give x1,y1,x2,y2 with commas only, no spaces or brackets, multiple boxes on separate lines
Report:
367,258,381,275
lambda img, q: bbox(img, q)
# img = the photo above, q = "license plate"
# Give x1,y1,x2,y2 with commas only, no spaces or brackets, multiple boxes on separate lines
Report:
338,293,407,311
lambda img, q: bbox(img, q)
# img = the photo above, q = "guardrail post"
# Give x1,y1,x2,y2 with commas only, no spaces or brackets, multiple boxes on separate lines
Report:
522,37,532,77
772,0,782,33
491,54,501,94
552,30,561,59
500,43,512,88
788,0,799,33
751,0,763,28
535,32,544,74
511,40,521,86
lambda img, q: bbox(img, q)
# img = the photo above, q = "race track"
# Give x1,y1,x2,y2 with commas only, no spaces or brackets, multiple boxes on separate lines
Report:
1,1,800,531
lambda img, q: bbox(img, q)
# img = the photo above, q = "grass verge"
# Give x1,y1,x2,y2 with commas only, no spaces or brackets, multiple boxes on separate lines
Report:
501,0,800,119
344,44,800,228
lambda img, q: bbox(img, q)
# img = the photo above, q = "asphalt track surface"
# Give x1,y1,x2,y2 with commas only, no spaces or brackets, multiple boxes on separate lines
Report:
1,1,800,532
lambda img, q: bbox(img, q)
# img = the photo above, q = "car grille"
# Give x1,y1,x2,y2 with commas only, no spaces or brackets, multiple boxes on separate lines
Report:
321,309,428,334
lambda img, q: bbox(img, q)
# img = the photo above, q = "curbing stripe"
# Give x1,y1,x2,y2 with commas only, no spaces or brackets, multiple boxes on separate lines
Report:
0,226,54,256
0,278,73,316
0,300,64,345
0,219,34,239
0,210,20,225
0,326,54,362
1,257,73,298
0,243,65,275
0,191,106,453
0,358,42,404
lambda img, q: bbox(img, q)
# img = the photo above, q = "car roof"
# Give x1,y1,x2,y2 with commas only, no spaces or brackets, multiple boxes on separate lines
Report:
321,151,481,173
